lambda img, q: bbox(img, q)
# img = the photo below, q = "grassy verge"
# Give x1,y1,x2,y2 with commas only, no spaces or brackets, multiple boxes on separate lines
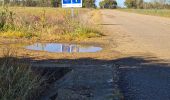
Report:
0,50,44,100
0,7,102,42
118,9,170,18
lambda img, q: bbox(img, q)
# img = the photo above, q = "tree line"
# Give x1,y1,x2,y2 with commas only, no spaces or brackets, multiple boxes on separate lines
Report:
0,0,96,8
125,0,170,9
99,0,117,9
2,0,170,9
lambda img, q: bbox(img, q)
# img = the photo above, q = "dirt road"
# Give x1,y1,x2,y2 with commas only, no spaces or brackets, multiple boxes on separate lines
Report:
1,9,170,100
101,10,170,100
101,10,170,60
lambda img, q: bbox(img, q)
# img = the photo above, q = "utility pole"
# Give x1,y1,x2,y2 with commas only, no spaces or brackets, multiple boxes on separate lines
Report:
71,7,74,18
2,0,5,6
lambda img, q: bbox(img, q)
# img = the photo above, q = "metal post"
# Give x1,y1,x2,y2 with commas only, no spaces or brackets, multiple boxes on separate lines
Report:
2,0,5,6
71,7,74,18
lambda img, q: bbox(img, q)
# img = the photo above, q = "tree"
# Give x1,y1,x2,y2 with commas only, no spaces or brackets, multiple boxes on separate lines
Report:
4,0,10,5
99,1,105,8
136,0,144,8
51,0,61,7
142,0,170,9
124,0,144,8
25,0,37,6
99,0,117,9
124,0,137,8
83,0,96,8
0,0,97,8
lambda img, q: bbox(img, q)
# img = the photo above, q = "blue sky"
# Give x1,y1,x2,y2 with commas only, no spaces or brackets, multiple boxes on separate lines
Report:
117,0,125,7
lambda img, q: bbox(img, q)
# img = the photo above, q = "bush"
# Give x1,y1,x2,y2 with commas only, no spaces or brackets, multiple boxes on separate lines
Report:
0,7,15,31
0,50,44,100
0,7,102,41
99,0,117,9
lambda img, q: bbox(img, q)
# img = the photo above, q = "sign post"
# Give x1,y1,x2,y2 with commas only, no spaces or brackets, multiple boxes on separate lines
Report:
71,7,74,18
62,0,82,18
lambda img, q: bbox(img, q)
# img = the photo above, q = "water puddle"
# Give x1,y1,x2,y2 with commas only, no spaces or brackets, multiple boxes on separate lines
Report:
25,43,102,53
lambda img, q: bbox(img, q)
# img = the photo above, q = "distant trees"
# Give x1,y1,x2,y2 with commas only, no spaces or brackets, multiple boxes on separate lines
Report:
124,0,170,9
25,0,40,6
99,1,105,8
24,0,58,7
51,0,61,7
124,0,144,8
83,0,96,8
0,0,96,8
99,0,117,9
143,0,170,9
124,0,136,8
0,0,51,7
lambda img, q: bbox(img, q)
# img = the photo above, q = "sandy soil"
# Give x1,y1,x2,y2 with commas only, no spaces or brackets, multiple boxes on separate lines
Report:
100,9,170,100
101,9,170,60
1,9,170,100
0,9,122,62
1,9,170,61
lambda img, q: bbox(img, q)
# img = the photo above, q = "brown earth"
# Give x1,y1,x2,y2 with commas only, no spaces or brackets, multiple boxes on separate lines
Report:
100,9,170,100
1,9,170,61
1,9,170,100
101,9,170,60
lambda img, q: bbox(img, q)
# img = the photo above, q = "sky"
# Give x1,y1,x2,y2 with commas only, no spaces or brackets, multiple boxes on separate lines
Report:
117,0,126,7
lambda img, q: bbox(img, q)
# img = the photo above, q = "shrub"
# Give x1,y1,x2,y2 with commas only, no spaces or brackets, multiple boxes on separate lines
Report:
0,7,15,31
0,50,44,100
0,7,102,41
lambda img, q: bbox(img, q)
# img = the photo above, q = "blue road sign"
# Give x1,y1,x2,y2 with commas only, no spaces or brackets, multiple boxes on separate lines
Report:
62,0,82,7
72,0,81,4
63,0,71,4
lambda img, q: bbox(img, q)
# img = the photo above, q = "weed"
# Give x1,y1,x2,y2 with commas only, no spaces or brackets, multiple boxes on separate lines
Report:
0,50,44,100
119,9,170,18
0,7,103,41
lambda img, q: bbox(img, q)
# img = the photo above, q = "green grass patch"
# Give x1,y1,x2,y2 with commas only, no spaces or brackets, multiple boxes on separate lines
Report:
0,30,37,38
74,26,102,37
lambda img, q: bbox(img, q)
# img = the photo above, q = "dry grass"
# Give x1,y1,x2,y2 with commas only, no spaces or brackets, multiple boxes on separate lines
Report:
118,9,170,18
0,50,44,100
0,7,102,41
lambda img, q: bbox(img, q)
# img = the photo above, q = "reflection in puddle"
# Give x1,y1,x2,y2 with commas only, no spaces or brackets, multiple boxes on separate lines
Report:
25,43,102,53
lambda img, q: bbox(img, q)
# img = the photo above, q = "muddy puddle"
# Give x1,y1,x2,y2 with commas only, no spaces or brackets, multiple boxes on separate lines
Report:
25,43,102,53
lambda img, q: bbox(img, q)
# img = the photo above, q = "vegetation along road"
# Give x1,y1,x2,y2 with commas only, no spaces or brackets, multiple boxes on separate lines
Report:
101,9,170,100
1,7,170,100
1,0,170,99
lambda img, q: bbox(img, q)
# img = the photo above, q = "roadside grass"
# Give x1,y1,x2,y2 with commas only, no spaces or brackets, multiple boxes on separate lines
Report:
0,7,102,41
0,50,44,100
118,9,170,18
1,30,36,38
